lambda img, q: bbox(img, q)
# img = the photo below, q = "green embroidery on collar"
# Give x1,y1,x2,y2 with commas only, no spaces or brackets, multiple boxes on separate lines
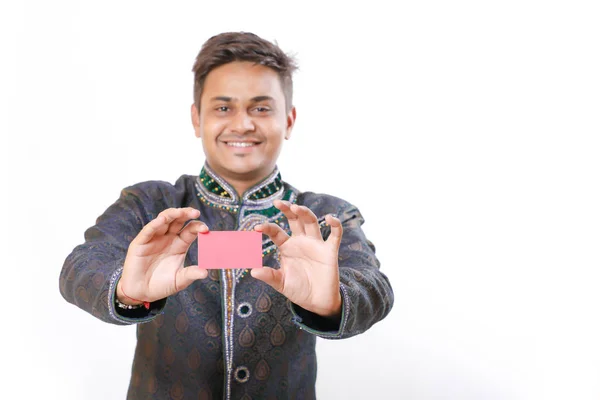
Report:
199,168,233,199
198,164,284,203
247,174,283,200
195,163,291,217
240,189,293,219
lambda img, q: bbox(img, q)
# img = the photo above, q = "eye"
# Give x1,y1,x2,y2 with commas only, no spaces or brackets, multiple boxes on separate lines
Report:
216,106,229,112
254,106,271,113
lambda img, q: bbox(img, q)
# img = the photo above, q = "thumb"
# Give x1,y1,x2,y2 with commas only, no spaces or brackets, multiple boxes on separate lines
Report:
175,266,209,292
251,267,284,293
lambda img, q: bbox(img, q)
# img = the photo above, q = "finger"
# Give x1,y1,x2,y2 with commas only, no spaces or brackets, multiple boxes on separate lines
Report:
325,214,343,249
293,205,321,239
135,208,200,245
178,220,209,245
167,208,201,234
142,208,184,240
254,222,289,248
134,214,171,245
176,266,209,291
250,267,285,293
274,200,305,235
138,209,174,243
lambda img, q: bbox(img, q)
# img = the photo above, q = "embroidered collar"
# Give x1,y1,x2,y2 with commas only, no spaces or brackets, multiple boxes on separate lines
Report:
194,163,291,215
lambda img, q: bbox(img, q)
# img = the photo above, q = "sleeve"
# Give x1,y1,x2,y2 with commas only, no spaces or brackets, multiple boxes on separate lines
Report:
289,203,394,339
59,187,167,326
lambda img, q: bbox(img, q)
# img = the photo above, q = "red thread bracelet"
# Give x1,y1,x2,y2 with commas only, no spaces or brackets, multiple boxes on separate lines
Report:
120,287,150,310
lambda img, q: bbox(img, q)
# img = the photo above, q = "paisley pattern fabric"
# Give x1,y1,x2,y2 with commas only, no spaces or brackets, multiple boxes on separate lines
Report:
59,164,394,400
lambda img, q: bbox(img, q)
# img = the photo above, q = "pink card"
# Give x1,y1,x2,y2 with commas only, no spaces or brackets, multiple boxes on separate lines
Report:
197,231,263,269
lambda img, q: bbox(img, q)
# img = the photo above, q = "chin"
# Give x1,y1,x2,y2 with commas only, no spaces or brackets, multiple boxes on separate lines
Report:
224,162,264,177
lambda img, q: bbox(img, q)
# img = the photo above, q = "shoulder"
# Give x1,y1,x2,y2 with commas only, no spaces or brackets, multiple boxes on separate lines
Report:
298,190,351,209
292,187,364,224
120,174,198,208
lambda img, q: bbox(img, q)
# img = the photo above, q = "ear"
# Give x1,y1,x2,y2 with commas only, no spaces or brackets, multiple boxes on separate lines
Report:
285,106,296,140
191,104,201,138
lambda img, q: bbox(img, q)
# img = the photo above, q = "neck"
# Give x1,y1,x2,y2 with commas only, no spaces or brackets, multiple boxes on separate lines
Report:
226,176,262,197
202,162,279,199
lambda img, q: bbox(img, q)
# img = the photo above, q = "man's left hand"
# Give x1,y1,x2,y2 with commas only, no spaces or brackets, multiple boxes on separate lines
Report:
251,200,342,319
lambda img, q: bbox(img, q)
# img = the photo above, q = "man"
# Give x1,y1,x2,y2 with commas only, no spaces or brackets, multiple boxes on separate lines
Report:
60,31,394,400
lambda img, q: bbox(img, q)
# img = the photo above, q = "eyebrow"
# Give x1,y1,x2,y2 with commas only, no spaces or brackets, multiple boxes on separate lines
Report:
250,96,274,103
210,96,233,102
209,96,275,103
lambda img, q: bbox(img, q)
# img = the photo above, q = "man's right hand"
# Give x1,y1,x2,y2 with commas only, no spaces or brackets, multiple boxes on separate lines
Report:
117,207,209,305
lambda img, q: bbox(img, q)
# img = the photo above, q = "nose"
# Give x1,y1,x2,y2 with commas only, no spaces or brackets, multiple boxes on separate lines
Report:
228,110,255,134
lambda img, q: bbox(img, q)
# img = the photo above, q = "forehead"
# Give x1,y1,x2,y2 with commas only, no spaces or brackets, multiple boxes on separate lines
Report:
202,61,284,101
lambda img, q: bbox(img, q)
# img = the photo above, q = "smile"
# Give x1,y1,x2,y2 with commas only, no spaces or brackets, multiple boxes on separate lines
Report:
225,142,259,148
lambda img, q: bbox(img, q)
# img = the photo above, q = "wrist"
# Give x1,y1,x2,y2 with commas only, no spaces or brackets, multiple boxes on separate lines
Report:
324,291,343,319
116,279,144,306
312,291,342,319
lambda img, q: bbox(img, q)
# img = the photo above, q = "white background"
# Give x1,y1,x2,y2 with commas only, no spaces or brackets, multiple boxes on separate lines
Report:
1,1,599,399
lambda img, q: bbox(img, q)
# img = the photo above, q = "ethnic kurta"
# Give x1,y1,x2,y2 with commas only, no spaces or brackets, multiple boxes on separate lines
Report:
59,164,394,400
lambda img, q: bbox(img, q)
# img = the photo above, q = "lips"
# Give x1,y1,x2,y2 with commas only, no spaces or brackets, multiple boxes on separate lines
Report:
224,141,260,148
221,137,263,148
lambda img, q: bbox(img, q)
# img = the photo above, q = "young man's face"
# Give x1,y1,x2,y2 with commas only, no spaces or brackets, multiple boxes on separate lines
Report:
192,61,295,189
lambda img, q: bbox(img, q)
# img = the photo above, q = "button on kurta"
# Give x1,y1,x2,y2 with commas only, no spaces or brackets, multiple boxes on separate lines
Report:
234,366,250,383
237,302,253,318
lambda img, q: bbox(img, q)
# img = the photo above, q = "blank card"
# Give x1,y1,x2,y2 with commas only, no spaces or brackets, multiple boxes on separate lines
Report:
197,231,263,269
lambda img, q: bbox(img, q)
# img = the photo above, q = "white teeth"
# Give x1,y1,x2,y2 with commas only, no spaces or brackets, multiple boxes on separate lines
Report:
227,142,256,147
